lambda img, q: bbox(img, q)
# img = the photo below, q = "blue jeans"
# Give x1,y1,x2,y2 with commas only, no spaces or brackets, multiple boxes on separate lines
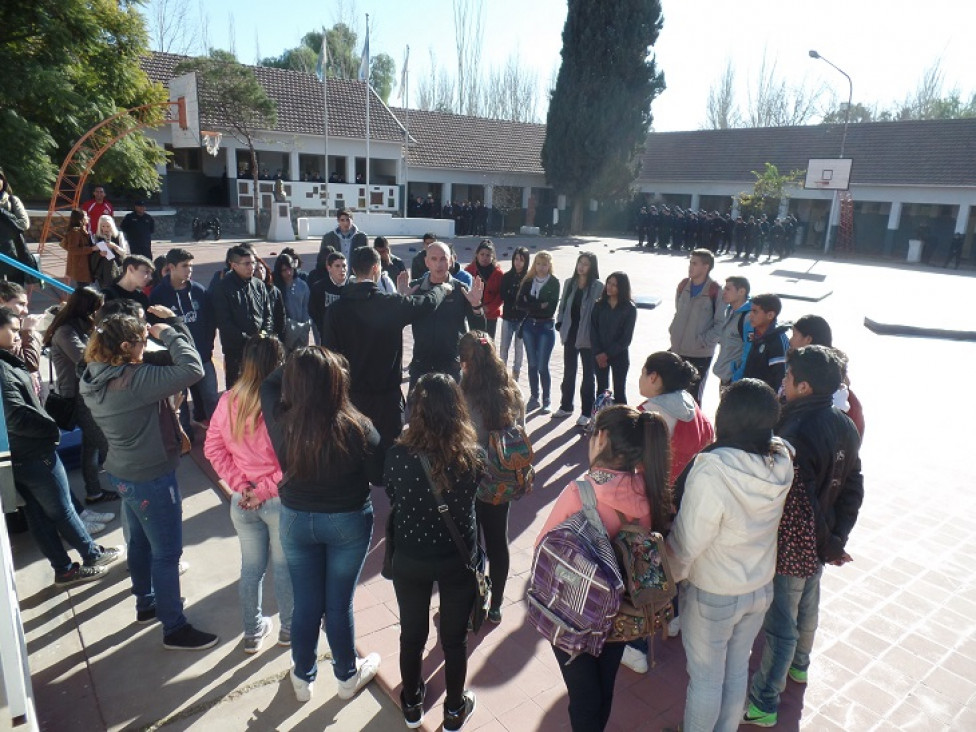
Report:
521,319,555,402
748,569,822,715
14,452,99,573
681,581,773,732
498,318,524,374
230,494,293,637
280,503,373,683
108,471,187,636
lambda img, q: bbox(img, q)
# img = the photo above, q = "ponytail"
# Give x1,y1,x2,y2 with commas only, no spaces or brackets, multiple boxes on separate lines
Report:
638,411,673,531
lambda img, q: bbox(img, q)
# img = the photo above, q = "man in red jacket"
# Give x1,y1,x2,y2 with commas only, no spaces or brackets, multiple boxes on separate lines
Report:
82,185,114,232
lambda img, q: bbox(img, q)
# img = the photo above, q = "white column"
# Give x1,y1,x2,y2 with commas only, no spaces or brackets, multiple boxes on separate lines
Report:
225,141,238,178
690,193,700,211
522,187,531,208
882,200,902,255
954,202,969,234
442,182,453,205
289,151,300,181
346,156,356,183
483,185,494,207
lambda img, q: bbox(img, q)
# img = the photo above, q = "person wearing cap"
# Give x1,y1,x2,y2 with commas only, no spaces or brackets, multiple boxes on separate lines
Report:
121,200,155,260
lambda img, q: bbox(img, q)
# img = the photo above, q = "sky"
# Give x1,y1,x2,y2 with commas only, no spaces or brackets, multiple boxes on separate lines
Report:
154,0,975,131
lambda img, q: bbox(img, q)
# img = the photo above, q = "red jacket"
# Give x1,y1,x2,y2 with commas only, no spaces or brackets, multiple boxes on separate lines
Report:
464,262,504,320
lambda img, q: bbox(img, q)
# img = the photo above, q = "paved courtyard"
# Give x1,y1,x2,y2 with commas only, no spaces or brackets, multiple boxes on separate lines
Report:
10,233,976,730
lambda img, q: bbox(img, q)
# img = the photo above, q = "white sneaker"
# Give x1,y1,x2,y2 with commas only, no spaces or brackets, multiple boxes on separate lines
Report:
336,652,381,700
84,520,106,536
621,645,648,674
668,615,681,638
81,508,115,523
178,560,189,575
290,668,313,703
575,415,591,428
551,408,573,419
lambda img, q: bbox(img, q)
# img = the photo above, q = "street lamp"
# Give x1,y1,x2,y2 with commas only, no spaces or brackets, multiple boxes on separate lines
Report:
809,49,853,252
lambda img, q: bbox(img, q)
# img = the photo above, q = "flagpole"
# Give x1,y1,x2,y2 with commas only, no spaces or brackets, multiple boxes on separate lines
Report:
402,45,410,219
364,14,371,197
323,69,330,214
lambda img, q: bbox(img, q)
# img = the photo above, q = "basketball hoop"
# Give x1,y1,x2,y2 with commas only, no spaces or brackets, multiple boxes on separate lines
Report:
201,131,222,156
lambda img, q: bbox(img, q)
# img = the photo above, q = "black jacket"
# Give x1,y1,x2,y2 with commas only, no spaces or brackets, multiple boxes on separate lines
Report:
777,393,864,563
743,323,790,392
0,348,60,459
322,280,445,394
590,299,637,359
500,268,526,321
210,272,273,356
408,276,485,372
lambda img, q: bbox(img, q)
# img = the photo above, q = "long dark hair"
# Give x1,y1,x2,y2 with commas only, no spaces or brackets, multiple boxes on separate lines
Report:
399,373,482,492
272,253,295,290
510,246,530,275
44,286,104,346
575,251,599,288
599,271,632,306
459,331,521,431
278,346,368,479
590,405,672,531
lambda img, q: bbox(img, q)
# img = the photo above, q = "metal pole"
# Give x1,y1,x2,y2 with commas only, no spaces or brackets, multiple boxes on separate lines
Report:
810,50,853,253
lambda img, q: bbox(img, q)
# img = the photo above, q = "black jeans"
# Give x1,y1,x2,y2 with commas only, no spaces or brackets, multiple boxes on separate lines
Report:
594,353,630,405
475,500,509,609
553,642,626,731
393,551,476,711
560,345,595,416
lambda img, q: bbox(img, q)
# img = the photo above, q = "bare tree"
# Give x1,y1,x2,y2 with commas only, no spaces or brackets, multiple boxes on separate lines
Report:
704,61,742,129
146,0,199,55
453,0,485,115
482,51,538,122
417,48,455,113
197,0,210,54
746,52,823,127
227,13,237,57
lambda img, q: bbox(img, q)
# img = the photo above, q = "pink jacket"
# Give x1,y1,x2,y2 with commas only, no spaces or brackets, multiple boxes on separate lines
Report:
204,391,283,503
536,471,652,546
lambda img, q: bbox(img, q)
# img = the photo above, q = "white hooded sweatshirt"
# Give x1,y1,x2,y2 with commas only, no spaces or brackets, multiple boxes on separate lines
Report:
667,437,794,595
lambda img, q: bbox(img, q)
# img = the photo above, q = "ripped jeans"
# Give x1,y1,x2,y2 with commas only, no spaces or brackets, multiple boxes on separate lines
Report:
108,470,187,636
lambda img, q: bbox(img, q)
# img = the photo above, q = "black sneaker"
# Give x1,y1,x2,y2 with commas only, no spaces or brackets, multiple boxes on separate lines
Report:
85,490,120,504
162,624,219,651
54,562,106,586
444,690,476,732
400,681,425,729
136,606,157,624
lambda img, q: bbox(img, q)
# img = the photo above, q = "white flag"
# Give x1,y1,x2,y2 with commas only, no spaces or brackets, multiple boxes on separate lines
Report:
398,46,409,101
358,23,370,82
315,31,328,82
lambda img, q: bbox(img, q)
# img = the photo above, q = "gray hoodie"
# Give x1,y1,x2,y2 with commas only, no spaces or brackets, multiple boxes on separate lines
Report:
638,390,696,434
80,327,203,482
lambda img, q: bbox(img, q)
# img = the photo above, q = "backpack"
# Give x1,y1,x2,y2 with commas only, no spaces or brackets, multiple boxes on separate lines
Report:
527,478,624,661
676,277,720,305
586,390,615,434
476,425,535,505
607,517,677,644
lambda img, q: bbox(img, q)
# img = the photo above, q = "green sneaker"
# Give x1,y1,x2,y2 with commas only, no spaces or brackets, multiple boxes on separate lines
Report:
788,666,808,684
742,703,777,727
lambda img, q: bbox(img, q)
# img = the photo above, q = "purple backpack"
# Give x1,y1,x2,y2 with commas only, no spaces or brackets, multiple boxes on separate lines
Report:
527,478,624,661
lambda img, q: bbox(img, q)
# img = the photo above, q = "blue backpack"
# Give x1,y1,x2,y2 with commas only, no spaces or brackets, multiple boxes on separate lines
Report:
526,478,624,661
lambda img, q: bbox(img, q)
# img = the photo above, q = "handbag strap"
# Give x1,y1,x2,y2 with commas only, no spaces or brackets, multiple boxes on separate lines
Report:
418,453,476,570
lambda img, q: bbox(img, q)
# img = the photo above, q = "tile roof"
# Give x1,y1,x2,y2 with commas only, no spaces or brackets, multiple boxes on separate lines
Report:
143,53,976,188
638,119,976,187
141,52,406,143
388,107,547,175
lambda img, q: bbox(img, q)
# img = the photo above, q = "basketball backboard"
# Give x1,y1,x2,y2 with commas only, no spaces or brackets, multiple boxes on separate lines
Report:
804,158,852,191
169,72,200,149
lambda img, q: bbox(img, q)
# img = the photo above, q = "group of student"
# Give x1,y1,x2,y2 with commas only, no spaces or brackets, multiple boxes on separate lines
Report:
2,222,865,731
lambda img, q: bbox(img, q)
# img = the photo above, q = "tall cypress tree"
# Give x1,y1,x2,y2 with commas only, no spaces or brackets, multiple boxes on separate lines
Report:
541,0,665,232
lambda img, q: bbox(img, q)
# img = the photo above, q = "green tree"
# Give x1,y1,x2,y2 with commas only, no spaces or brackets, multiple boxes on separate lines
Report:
261,25,396,101
821,102,876,124
541,0,665,232
0,0,167,199
175,50,278,216
736,162,804,218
